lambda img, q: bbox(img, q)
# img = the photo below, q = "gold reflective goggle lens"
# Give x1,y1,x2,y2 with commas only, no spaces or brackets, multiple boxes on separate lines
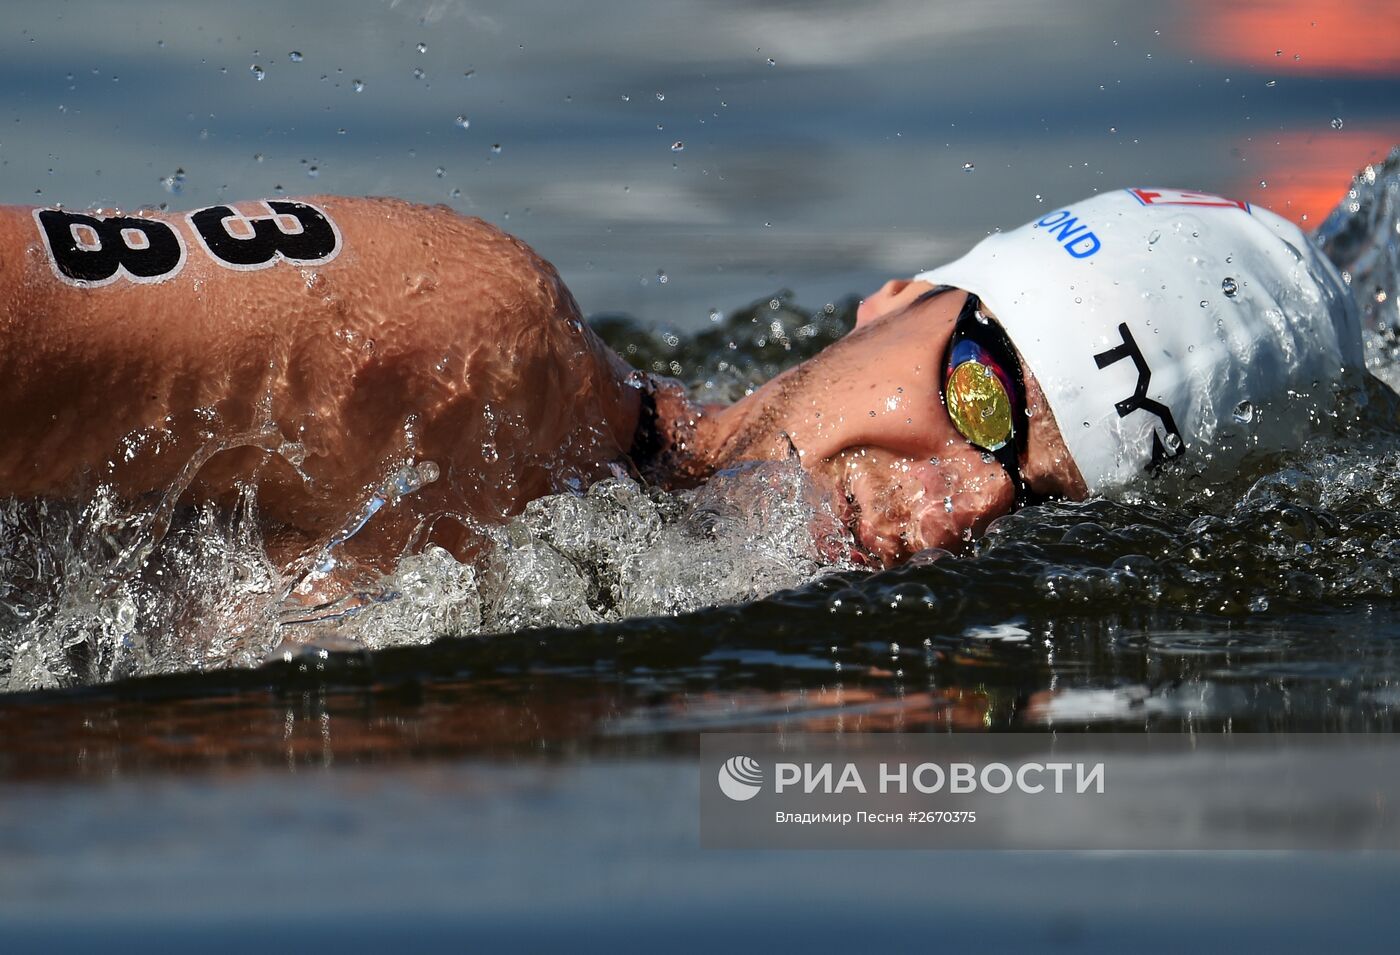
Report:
944,360,1014,452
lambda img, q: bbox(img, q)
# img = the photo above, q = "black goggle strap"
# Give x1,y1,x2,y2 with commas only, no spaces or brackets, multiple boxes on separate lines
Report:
913,283,959,306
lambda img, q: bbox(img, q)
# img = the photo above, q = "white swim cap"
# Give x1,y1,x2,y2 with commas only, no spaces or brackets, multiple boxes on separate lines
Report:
915,188,1364,494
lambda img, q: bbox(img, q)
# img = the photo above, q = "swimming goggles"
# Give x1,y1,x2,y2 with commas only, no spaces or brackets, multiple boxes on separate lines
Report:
920,287,1033,507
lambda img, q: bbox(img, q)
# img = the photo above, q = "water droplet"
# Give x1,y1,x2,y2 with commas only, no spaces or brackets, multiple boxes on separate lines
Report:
671,141,684,151
1258,179,1268,188
1265,79,1276,87
435,166,446,177
412,67,425,80
306,165,319,179
250,64,265,81
1331,117,1344,130
1199,300,1209,308
490,143,502,154
450,188,462,198
655,91,664,101
943,496,954,513
1232,400,1255,424
352,79,365,92
288,51,303,62
454,115,470,129
656,270,668,284
253,152,264,162
766,57,776,66
1163,433,1183,453
1147,229,1160,245
416,41,427,53
1221,276,1238,297
962,162,975,172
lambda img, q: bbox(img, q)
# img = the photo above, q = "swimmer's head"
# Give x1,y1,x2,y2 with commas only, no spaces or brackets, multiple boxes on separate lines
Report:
913,188,1364,494
692,188,1364,565
693,285,1086,565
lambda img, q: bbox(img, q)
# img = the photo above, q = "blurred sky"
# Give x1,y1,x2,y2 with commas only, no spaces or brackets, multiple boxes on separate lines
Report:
1,0,1397,328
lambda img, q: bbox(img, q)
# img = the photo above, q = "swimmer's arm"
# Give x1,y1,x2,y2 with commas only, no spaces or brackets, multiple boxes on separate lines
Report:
0,199,642,546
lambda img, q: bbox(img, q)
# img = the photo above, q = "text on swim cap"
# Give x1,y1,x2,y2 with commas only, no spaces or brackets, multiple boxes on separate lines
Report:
1092,322,1186,473
1125,188,1250,213
1034,210,1101,259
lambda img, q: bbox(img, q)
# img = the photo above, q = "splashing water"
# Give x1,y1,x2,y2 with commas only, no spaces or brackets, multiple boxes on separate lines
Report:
1317,146,1400,390
2,153,1399,693
0,449,849,690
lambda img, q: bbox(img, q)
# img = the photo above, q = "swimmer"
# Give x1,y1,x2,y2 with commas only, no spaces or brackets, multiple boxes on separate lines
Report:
0,188,1372,572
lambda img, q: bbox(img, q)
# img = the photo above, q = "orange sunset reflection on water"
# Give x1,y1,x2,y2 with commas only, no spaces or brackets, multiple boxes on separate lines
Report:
1186,0,1399,223
1228,131,1396,225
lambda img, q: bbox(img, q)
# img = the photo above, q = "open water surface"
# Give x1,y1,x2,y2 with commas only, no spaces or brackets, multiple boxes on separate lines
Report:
3,1,1400,948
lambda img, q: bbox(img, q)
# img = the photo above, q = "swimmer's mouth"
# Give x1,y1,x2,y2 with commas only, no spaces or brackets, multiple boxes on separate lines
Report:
837,484,878,567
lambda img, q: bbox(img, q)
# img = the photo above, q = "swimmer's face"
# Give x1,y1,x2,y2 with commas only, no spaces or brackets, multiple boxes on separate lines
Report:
703,281,1088,565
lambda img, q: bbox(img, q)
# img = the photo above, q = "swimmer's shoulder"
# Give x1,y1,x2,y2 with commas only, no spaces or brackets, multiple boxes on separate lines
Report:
315,195,557,266
306,195,580,322
0,194,548,276
0,196,579,330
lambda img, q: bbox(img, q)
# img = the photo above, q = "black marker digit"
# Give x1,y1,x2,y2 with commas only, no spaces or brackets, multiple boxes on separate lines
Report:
188,200,340,270
34,209,185,286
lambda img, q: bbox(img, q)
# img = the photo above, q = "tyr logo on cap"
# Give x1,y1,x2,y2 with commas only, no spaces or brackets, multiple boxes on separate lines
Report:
1092,322,1185,472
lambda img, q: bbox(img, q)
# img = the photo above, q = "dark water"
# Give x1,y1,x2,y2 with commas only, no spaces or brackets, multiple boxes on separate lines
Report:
5,0,1400,947
3,159,1400,943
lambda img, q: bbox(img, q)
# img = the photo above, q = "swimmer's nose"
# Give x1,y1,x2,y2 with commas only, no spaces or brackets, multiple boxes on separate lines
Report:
855,278,933,328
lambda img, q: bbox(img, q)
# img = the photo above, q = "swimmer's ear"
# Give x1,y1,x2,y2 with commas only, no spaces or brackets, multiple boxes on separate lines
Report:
855,279,938,329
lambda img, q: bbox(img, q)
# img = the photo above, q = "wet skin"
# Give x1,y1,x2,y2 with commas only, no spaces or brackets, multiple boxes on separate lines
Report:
0,197,1083,571
687,279,1088,565
0,197,642,567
